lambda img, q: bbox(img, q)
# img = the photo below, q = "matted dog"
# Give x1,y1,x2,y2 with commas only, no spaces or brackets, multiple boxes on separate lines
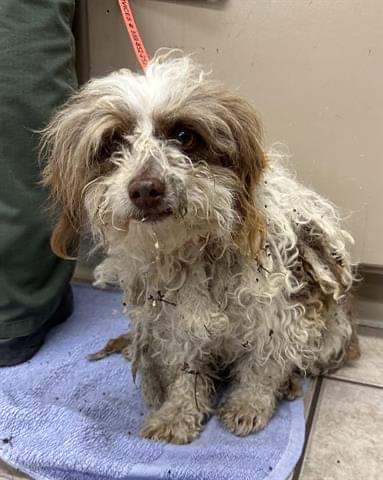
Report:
41,52,360,444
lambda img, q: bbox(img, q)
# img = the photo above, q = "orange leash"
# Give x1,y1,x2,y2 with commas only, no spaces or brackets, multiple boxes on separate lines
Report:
117,0,149,70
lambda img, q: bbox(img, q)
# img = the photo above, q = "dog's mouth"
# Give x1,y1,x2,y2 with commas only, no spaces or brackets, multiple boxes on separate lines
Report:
132,208,173,223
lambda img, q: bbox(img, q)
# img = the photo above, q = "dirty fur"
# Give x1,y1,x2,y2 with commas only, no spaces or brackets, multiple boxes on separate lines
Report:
41,51,359,444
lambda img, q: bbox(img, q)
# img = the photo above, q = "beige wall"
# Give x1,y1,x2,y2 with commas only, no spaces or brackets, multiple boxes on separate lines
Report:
87,0,383,265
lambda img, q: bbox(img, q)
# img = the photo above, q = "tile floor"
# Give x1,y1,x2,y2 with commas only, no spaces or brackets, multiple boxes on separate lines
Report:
1,326,382,480
293,325,383,480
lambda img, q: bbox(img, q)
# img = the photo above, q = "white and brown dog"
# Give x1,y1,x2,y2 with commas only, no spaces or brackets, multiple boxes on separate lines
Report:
41,52,360,444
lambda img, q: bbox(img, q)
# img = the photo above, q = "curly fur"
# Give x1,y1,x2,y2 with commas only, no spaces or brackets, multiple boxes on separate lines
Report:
41,51,359,444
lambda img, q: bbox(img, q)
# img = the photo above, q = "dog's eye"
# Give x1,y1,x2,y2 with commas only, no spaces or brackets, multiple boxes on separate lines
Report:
97,131,125,161
172,128,199,151
177,130,193,146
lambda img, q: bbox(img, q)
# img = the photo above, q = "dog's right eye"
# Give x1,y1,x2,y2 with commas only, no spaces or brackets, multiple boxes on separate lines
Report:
97,131,125,161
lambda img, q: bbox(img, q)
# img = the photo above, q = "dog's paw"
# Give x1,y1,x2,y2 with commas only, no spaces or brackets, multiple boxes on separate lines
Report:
140,410,202,444
218,394,276,437
278,375,303,401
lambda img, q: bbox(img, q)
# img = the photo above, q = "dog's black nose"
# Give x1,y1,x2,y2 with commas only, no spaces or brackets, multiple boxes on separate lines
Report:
128,177,165,210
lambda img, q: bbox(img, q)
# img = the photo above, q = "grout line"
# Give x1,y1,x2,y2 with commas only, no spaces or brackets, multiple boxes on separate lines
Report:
324,375,383,390
358,324,383,336
291,376,323,480
357,319,383,330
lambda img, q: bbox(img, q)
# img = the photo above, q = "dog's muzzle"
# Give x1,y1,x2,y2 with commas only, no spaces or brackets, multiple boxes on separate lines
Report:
128,175,172,222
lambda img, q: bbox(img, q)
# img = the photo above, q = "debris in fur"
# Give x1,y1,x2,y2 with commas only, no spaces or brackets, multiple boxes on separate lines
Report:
181,363,200,411
148,290,177,307
204,324,212,336
257,264,270,274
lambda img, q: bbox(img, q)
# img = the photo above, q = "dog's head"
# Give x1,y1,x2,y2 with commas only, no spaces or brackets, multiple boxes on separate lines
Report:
41,53,267,259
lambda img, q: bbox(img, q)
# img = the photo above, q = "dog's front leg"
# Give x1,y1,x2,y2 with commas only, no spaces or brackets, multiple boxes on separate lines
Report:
140,365,214,444
139,353,167,410
218,357,292,437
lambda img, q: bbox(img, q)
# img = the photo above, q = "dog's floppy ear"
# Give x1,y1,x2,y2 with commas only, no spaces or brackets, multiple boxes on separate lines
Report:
220,94,267,256
40,90,98,260
41,73,134,259
49,210,80,260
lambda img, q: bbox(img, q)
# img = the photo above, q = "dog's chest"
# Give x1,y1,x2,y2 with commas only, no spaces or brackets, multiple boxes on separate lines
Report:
126,247,281,362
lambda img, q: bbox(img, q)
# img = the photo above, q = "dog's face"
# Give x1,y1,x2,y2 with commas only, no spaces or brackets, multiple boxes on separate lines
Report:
42,54,266,258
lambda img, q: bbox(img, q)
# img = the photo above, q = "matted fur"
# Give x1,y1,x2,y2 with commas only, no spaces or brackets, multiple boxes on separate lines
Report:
41,52,359,444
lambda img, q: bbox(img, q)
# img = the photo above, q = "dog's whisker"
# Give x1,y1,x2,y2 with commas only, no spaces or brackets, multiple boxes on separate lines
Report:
111,211,128,232
80,176,104,200
97,203,108,226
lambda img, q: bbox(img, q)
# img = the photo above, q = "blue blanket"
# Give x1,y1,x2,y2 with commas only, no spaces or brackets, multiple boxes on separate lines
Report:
0,284,304,480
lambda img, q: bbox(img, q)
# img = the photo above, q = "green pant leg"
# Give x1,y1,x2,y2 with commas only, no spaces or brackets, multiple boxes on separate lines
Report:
0,0,77,338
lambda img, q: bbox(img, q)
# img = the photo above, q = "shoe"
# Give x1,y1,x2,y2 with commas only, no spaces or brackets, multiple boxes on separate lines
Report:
0,286,74,367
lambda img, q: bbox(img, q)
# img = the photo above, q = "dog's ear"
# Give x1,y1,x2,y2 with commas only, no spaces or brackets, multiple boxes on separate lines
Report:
50,210,80,260
220,94,267,256
40,89,98,260
41,74,134,259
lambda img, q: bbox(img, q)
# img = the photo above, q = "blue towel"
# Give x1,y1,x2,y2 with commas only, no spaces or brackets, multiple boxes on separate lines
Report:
0,284,305,480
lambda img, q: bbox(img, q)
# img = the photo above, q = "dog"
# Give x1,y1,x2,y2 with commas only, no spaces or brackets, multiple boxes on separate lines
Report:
41,52,360,444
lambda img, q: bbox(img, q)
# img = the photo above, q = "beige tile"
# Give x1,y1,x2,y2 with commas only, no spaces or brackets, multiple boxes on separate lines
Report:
0,460,30,479
0,461,13,480
299,379,383,480
327,326,383,387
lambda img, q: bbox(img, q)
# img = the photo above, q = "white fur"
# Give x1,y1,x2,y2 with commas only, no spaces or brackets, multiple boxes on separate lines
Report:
43,53,358,443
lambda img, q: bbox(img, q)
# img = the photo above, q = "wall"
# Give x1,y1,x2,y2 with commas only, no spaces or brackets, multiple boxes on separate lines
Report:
85,0,383,265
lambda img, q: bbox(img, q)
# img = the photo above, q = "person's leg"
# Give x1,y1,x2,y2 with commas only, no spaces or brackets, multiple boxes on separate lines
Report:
0,0,77,366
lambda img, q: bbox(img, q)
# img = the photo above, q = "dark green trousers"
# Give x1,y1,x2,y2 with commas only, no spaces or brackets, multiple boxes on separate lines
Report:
0,0,77,338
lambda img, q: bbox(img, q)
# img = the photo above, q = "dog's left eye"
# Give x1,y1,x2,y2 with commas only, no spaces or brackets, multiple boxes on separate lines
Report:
172,128,199,151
